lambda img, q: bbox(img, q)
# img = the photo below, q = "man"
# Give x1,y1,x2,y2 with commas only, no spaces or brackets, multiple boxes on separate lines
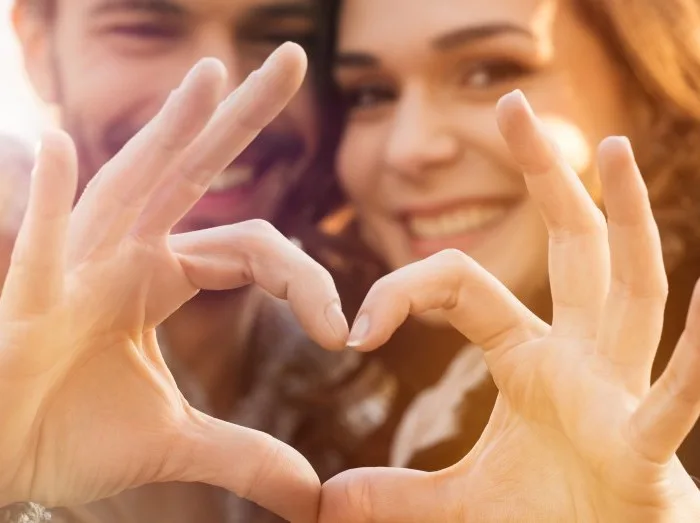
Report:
12,1,325,521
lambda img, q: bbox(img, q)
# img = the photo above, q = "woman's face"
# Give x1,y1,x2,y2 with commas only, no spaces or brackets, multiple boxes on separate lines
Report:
334,0,647,304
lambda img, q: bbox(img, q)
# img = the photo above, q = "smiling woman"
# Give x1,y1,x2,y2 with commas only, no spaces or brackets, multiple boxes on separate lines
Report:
269,0,700,498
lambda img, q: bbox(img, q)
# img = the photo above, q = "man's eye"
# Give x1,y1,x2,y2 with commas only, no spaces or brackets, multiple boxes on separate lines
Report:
243,31,315,51
105,23,184,40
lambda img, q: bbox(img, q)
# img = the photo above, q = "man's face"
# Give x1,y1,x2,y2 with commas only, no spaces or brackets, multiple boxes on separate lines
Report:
23,0,318,233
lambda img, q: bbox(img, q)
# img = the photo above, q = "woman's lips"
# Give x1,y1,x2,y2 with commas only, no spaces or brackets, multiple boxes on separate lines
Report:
402,199,522,256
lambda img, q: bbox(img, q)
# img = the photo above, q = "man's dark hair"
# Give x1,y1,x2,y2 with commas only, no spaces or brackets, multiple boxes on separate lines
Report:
276,0,346,234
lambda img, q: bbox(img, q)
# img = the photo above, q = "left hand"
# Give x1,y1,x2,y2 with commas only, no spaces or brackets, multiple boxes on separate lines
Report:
0,43,345,523
320,91,700,522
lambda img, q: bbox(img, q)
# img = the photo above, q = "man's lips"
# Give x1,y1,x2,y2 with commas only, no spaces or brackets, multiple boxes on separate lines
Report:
179,155,300,232
104,121,305,194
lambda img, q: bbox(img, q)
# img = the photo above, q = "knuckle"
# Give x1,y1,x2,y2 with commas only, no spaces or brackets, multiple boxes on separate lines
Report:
369,272,401,298
435,248,470,264
242,219,281,240
435,248,473,274
242,433,283,498
341,473,377,523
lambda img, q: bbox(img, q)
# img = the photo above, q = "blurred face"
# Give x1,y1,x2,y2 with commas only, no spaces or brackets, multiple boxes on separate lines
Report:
23,0,318,233
334,0,647,303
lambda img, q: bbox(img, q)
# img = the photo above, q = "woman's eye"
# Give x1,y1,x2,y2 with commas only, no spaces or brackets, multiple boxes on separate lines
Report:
458,60,532,89
342,85,397,110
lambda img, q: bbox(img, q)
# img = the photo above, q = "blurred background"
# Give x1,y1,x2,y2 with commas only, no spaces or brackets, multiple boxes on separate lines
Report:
0,0,49,144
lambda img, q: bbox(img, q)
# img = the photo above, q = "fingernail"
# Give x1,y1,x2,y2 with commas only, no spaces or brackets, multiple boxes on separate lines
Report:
346,314,370,348
325,301,349,342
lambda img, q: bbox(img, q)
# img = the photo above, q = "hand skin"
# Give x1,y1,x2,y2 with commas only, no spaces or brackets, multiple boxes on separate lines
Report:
0,43,350,523
319,91,700,523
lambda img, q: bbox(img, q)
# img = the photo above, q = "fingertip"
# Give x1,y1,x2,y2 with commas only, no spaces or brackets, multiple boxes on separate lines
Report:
196,56,228,79
598,135,648,222
36,128,75,159
183,56,223,84
597,136,634,172
276,41,308,74
496,88,526,113
33,129,78,189
496,89,531,132
346,313,371,350
598,135,631,154
263,41,308,91
185,57,228,100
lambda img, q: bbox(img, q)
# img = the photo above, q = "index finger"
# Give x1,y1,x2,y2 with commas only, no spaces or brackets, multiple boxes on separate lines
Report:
346,249,547,355
68,58,227,259
135,42,308,236
169,220,349,351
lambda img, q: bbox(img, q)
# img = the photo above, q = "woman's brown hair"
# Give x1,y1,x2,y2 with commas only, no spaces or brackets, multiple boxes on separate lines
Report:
579,0,700,266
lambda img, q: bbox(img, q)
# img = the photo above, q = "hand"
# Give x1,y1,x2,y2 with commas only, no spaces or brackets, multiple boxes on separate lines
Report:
0,137,32,285
320,91,700,522
0,43,349,523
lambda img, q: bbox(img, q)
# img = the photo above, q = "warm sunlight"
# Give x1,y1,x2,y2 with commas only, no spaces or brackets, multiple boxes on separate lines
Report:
0,0,49,145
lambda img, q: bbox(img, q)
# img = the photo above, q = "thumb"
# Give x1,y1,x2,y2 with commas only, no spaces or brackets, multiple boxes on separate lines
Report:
320,467,459,523
171,410,320,523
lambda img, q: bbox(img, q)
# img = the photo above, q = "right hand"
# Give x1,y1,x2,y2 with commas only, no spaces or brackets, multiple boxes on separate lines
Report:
320,92,700,523
0,43,348,523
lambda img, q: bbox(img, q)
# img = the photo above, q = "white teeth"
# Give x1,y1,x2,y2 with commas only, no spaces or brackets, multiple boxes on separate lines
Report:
408,206,509,239
207,166,255,193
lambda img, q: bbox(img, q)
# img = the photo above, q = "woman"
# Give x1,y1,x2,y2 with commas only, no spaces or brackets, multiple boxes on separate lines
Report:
278,0,700,488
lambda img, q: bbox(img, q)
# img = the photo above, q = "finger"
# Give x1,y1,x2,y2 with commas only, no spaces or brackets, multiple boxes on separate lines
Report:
168,220,348,350
496,90,610,339
630,280,700,464
174,411,320,523
68,58,227,259
1,130,77,315
346,249,547,357
135,42,307,237
319,468,458,523
596,137,668,387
